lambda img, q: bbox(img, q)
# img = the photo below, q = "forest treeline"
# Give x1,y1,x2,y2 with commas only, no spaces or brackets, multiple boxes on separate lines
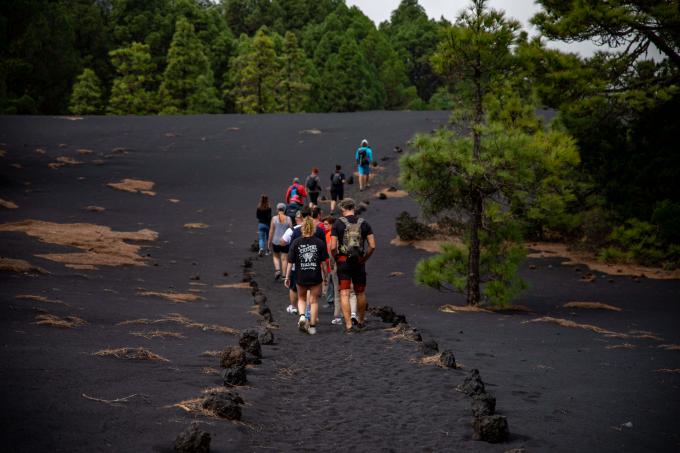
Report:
1,0,679,269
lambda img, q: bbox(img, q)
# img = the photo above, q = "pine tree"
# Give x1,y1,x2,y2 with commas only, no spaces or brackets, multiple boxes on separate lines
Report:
278,32,310,112
158,17,222,114
228,27,280,113
108,42,157,115
400,0,579,307
69,68,102,114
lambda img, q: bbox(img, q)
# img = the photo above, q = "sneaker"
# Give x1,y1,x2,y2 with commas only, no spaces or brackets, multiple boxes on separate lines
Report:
298,315,308,332
286,305,298,315
351,313,358,327
331,317,343,325
292,308,299,315
258,249,264,257
308,326,317,335
344,325,358,334
357,322,365,330
275,270,281,280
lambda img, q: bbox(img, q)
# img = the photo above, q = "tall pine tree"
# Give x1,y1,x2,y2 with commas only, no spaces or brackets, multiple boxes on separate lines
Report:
69,68,102,114
108,42,157,115
278,32,310,112
158,17,222,114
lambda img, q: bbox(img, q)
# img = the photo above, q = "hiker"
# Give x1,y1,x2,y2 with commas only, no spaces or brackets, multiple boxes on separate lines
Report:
286,216,329,335
256,195,271,257
267,202,292,281
331,198,376,332
285,177,307,223
305,167,322,209
329,164,345,212
355,139,373,191
281,207,327,318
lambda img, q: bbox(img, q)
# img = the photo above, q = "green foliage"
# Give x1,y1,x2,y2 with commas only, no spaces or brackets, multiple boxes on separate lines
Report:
604,218,680,268
108,42,157,114
69,68,102,114
278,31,311,112
158,17,221,114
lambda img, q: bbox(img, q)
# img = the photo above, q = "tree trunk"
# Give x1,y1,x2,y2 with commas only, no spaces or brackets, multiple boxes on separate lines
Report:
467,62,484,306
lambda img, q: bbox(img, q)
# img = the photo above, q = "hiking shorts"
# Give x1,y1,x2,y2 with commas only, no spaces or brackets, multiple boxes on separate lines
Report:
289,268,297,293
358,164,370,176
272,244,289,254
309,191,319,204
330,188,343,201
336,258,366,293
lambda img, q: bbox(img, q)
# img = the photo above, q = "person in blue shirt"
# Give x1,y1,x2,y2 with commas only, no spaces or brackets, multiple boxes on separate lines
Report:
355,139,373,191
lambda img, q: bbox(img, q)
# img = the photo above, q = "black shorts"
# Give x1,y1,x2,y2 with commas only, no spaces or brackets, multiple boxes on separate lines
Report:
272,244,289,254
330,188,343,201
336,259,366,292
289,268,297,293
309,191,319,204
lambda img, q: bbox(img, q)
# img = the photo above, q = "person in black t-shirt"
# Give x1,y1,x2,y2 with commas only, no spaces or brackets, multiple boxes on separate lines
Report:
287,217,328,335
330,198,376,332
329,164,346,212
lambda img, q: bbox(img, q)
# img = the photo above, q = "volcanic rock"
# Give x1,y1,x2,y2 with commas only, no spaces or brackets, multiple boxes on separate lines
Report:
439,350,457,368
249,241,258,252
472,393,496,417
242,258,253,268
245,352,261,365
222,365,247,386
174,422,210,453
202,390,243,419
253,294,267,305
219,346,246,369
473,415,509,443
239,330,262,358
378,193,387,200
420,339,439,355
458,369,486,396
259,328,275,345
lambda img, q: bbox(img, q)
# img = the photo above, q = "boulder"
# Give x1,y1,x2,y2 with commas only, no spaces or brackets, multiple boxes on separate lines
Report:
242,258,253,268
395,211,434,241
202,391,243,419
473,415,509,443
259,329,275,345
258,304,273,323
369,305,396,323
253,294,267,305
420,339,439,355
174,422,210,453
239,330,262,358
245,352,261,365
222,365,247,386
471,393,496,417
458,369,486,396
219,346,246,369
378,193,387,200
403,328,422,342
439,350,457,369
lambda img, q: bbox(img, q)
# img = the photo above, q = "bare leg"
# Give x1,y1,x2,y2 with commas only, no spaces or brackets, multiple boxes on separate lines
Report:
356,291,366,323
272,252,280,273
349,290,358,316
307,283,321,325
296,285,308,317
340,288,352,329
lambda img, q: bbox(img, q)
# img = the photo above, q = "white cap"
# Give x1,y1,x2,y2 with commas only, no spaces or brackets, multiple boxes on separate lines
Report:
361,139,368,146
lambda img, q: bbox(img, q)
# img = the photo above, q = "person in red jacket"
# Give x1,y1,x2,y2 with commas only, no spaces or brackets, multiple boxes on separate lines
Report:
284,177,308,223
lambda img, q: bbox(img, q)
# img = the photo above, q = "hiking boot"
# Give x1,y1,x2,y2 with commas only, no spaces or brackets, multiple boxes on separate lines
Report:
331,317,343,325
308,326,317,335
298,315,308,332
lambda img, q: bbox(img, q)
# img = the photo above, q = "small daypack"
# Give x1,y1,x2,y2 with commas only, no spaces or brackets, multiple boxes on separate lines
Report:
358,148,369,166
332,172,343,186
289,184,298,201
339,217,365,262
306,175,319,191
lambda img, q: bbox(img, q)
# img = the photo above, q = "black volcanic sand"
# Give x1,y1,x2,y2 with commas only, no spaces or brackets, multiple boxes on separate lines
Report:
1,112,679,452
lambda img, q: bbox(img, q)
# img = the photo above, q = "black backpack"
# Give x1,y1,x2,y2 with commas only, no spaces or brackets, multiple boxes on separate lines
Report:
332,172,343,186
306,175,319,191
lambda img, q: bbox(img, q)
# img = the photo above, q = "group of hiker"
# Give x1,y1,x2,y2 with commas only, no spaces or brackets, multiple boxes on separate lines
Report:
254,140,376,335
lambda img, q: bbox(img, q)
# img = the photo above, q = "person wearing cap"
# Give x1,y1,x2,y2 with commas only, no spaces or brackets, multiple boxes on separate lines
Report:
355,139,373,191
330,198,376,332
268,202,293,281
284,177,307,223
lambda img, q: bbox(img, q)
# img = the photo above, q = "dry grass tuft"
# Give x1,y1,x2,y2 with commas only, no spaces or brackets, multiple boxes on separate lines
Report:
48,156,82,169
138,290,203,303
200,350,222,357
525,317,662,341
389,271,405,277
84,205,105,213
107,179,156,196
202,367,221,375
605,343,636,350
564,301,622,312
391,236,464,254
0,257,48,274
409,355,443,367
276,367,297,380
94,347,169,362
0,220,157,268
214,282,251,289
171,387,231,417
129,330,186,340
375,188,408,199
76,149,93,155
440,304,492,314
34,313,87,328
16,294,70,307
168,198,180,203
119,313,238,336
0,198,18,209
658,344,680,351
184,223,210,229
655,368,680,373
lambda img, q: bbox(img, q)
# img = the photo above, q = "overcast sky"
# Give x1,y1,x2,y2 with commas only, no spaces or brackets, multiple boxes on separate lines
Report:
345,0,610,57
